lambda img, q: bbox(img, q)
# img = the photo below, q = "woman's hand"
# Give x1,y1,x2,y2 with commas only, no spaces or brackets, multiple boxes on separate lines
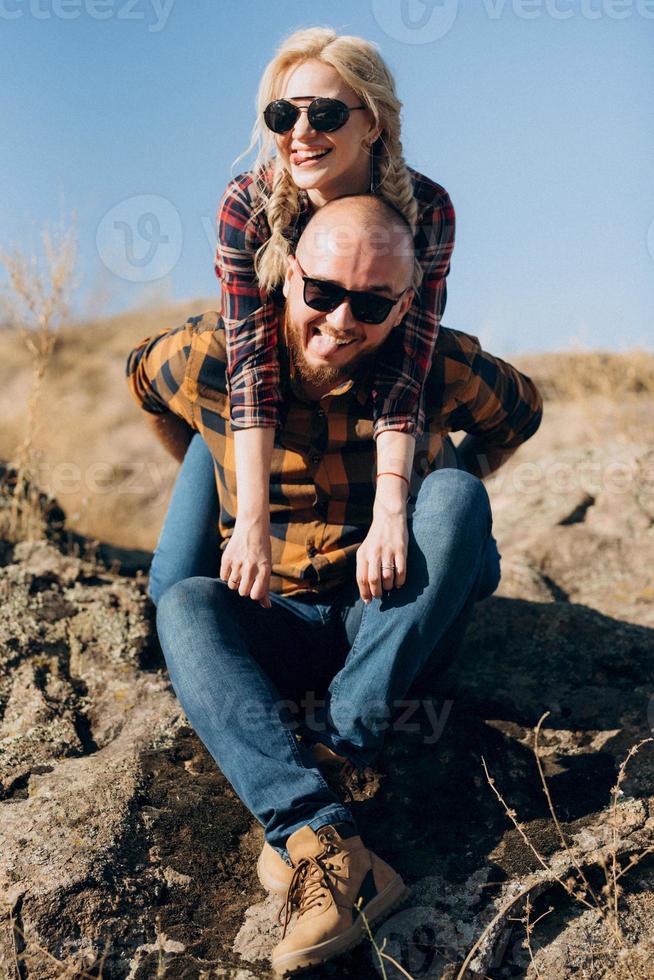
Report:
220,516,272,609
356,508,408,603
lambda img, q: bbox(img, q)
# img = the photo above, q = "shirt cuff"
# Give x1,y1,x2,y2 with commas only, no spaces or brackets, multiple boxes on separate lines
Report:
372,414,424,439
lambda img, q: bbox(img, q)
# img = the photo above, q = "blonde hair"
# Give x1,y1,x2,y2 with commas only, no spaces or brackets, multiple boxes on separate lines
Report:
237,27,421,293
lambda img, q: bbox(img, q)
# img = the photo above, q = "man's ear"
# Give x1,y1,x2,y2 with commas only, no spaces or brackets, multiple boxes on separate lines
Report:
283,254,296,299
392,287,414,326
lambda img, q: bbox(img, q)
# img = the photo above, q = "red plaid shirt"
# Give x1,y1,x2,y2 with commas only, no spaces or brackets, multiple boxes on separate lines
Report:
215,165,455,439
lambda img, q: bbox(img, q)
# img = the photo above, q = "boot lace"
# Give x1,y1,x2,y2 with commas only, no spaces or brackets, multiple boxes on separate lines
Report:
278,832,347,939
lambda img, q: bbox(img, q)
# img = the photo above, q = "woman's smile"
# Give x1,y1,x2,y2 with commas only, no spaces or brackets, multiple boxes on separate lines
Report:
277,59,374,203
290,145,333,167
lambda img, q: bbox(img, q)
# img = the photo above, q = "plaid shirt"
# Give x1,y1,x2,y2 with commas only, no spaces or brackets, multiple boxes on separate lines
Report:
126,312,543,597
215,165,455,438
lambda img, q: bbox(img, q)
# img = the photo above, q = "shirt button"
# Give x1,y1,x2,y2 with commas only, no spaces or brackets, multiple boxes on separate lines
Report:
316,408,326,419
310,453,321,465
307,546,318,558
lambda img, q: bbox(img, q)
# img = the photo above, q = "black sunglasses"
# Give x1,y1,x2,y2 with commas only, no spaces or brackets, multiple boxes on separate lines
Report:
264,97,367,134
296,258,408,325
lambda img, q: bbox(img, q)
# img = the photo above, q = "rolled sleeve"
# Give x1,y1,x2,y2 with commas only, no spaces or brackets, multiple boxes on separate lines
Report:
443,336,544,449
373,182,456,440
125,320,199,428
215,173,282,429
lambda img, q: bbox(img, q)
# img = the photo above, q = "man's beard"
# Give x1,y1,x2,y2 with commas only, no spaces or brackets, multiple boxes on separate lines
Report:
283,307,363,389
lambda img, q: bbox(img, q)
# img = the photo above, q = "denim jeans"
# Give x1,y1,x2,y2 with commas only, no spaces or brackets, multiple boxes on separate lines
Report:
153,435,501,854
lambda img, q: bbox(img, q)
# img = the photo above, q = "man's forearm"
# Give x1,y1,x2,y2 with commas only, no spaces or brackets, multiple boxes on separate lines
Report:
145,411,194,463
457,434,517,480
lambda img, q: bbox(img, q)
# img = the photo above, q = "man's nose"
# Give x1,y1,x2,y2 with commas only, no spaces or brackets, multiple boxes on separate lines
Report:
325,298,357,332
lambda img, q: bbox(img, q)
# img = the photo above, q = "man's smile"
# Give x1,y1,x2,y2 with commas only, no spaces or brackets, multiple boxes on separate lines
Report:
304,322,360,361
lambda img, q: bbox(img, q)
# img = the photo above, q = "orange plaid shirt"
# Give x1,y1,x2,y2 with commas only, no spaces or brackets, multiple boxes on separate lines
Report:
127,312,542,596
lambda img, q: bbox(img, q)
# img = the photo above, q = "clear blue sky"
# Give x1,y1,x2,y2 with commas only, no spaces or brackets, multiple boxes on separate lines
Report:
1,0,652,353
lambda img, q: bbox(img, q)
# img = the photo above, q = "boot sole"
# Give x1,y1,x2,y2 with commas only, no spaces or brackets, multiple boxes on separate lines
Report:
256,850,292,897
271,875,409,975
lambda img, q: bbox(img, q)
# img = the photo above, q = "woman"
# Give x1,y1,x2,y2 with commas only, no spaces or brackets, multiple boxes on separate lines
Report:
148,27,455,609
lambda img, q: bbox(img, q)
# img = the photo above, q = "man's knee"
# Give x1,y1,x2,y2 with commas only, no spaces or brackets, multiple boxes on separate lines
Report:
417,468,491,527
156,576,218,635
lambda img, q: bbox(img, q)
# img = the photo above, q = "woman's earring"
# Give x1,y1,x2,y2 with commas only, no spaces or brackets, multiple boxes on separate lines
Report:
368,140,377,193
362,131,379,193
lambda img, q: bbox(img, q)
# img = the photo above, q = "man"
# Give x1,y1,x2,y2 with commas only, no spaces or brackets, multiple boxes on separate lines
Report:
126,195,542,976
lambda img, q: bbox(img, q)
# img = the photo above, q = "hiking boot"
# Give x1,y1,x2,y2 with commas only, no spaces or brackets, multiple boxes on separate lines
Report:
271,823,407,976
257,842,294,896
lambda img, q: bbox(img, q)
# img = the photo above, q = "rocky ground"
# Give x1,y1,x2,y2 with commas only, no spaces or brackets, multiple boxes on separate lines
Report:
1,356,653,978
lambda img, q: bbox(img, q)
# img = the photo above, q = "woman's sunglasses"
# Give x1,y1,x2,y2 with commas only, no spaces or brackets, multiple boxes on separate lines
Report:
296,259,409,325
263,98,367,134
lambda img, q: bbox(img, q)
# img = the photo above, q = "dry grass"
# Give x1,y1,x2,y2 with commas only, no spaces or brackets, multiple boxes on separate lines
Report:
5,909,173,979
455,720,654,979
0,222,77,542
512,349,654,401
0,297,210,550
357,900,416,979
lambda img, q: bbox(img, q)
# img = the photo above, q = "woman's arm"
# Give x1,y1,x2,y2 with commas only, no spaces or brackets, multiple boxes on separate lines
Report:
215,173,281,607
215,172,282,428
355,178,455,603
371,176,456,440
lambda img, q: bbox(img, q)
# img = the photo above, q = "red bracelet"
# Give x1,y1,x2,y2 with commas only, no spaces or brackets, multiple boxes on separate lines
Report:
376,471,410,487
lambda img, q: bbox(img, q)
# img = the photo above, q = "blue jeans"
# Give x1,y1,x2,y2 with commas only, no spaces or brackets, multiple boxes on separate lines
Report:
153,435,501,854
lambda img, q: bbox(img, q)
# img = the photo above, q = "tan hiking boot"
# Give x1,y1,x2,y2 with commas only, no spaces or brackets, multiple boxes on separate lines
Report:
271,823,407,976
257,842,294,895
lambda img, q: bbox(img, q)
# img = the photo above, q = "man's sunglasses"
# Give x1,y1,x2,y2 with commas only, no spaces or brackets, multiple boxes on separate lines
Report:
263,98,367,134
296,259,409,325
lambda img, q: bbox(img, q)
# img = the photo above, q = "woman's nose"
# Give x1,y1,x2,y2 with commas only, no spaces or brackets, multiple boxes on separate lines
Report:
291,108,316,141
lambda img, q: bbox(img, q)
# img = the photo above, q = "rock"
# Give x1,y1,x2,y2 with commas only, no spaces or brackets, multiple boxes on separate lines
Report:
233,894,283,967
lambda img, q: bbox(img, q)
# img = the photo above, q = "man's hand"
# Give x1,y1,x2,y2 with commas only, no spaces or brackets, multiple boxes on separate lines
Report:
220,516,272,609
356,510,408,603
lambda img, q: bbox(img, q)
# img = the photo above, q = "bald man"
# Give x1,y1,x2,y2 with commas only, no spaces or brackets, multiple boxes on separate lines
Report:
127,195,542,975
